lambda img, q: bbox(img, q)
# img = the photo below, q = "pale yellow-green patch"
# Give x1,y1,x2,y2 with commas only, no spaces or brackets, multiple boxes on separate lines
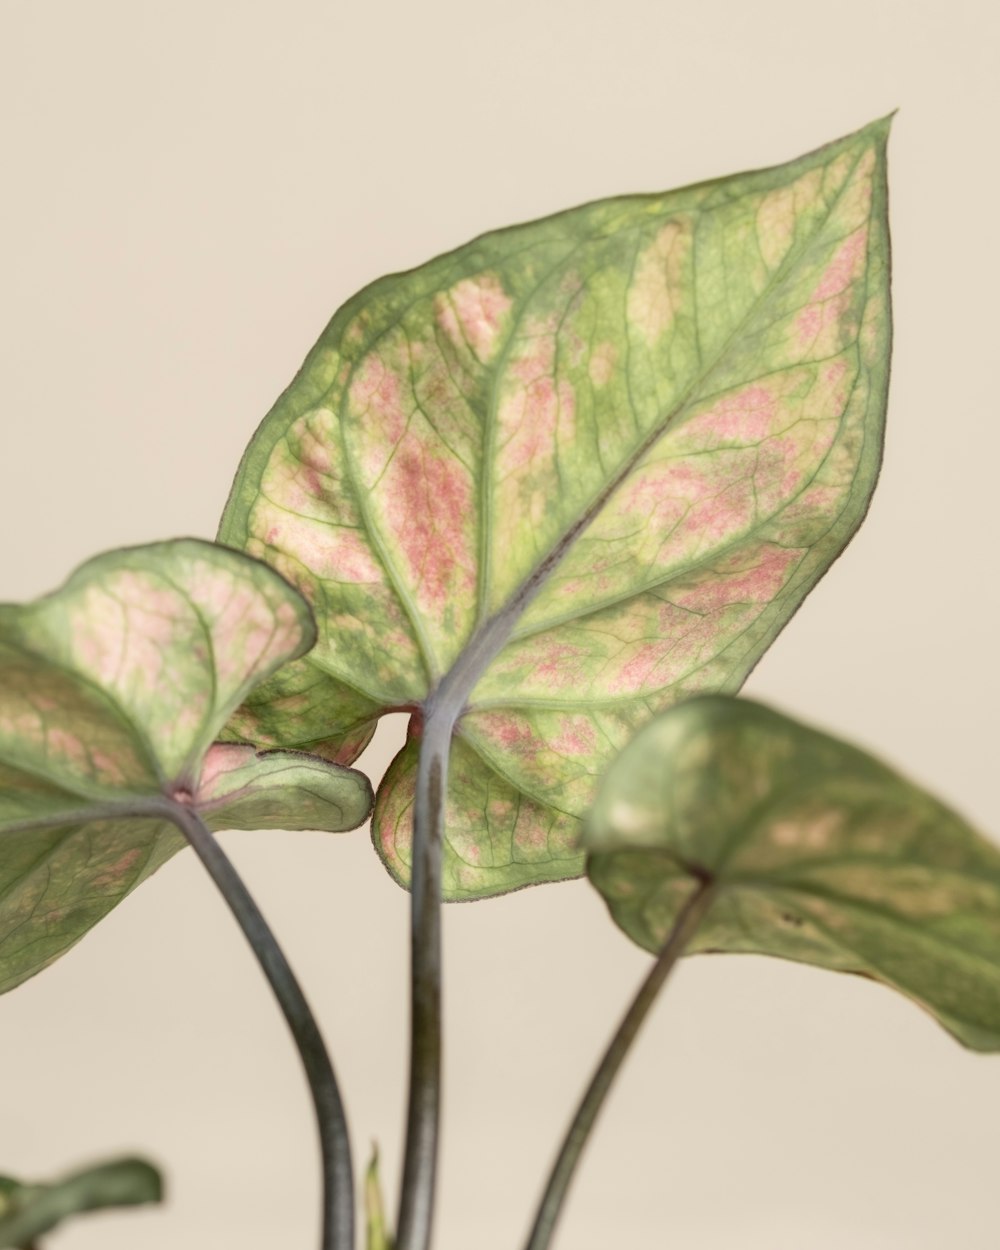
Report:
626,219,692,345
588,341,617,387
435,272,513,365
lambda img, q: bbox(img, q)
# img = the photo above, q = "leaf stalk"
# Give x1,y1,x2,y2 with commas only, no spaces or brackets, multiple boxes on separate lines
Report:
394,706,455,1250
163,800,354,1250
523,878,717,1250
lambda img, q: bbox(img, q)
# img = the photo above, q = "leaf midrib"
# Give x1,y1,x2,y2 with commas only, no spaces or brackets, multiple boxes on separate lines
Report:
497,347,865,650
435,140,871,721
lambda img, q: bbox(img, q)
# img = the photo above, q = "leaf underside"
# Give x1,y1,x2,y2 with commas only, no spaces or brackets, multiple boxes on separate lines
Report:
220,118,892,898
0,541,373,994
585,697,1000,1051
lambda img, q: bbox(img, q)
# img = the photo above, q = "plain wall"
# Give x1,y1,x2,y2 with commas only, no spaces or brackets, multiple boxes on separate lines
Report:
1,2,997,1247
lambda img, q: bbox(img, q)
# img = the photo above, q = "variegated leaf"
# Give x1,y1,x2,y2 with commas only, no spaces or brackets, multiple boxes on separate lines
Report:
0,541,373,993
586,697,1000,1051
220,119,892,897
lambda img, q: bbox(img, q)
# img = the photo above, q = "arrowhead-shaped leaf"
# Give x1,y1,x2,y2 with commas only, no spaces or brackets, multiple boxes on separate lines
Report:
0,1156,161,1247
0,541,373,994
585,697,1000,1050
220,119,891,897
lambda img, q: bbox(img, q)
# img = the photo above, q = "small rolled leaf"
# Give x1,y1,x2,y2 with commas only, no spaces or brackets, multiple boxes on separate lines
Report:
585,697,1000,1050
364,1145,392,1250
220,118,893,897
196,743,372,831
0,1156,161,1247
0,541,373,994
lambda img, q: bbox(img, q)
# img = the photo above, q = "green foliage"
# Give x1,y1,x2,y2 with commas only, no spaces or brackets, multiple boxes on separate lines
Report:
0,1157,161,1247
364,1146,393,1250
0,540,372,994
586,696,1000,1049
219,118,891,898
12,115,995,1250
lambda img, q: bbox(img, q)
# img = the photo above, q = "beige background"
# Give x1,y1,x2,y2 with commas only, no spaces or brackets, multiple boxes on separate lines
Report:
1,1,998,1247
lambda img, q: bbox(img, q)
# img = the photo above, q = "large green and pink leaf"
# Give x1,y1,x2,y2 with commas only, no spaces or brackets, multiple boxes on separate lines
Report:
585,697,1000,1051
220,119,892,897
0,541,372,993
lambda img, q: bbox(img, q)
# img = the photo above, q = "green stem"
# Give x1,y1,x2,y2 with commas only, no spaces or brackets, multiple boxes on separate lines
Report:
523,878,718,1250
164,801,354,1250
394,709,453,1250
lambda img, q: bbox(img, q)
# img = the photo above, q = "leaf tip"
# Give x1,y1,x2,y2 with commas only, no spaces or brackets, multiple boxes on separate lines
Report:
364,1142,392,1250
865,109,897,143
